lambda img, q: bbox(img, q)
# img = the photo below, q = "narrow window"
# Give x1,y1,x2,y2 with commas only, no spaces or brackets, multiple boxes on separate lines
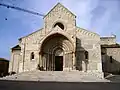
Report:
110,56,113,63
85,51,88,59
54,22,64,30
31,52,34,60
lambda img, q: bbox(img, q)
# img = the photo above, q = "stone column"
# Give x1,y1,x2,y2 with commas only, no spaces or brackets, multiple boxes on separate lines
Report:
12,53,14,72
39,52,42,67
47,53,49,71
22,42,26,72
69,52,73,71
17,55,20,73
68,53,70,71
72,52,76,70
52,54,54,71
63,52,66,69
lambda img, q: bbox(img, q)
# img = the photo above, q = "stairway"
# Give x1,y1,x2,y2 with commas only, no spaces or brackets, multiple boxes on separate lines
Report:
0,70,110,82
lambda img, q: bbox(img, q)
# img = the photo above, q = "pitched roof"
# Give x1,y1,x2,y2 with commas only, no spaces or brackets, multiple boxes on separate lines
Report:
19,28,43,40
100,36,116,39
43,3,76,19
12,45,21,50
77,27,100,37
0,58,9,61
101,44,120,48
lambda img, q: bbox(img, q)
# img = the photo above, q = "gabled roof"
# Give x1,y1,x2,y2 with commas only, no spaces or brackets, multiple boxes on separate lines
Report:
77,27,100,37
100,36,116,39
43,3,76,19
0,58,9,61
19,28,43,40
11,45,21,50
101,44,120,48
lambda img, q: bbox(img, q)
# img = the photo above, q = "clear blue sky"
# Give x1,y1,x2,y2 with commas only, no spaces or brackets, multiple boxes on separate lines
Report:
0,0,120,60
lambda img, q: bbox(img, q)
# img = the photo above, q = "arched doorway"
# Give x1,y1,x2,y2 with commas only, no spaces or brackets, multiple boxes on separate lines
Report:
54,48,64,71
39,33,74,71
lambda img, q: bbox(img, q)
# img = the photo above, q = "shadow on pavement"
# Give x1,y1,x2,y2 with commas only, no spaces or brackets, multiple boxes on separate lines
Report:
0,80,120,90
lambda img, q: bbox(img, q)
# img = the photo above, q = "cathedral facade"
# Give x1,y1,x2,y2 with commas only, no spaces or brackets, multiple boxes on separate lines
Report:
9,3,120,78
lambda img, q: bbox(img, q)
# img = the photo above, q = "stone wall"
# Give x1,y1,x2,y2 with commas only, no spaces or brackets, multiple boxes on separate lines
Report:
19,28,51,72
102,47,120,74
9,49,21,73
100,36,116,45
44,3,76,36
76,27,102,73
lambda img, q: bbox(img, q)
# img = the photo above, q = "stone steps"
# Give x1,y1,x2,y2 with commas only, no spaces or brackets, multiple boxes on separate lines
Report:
0,70,110,82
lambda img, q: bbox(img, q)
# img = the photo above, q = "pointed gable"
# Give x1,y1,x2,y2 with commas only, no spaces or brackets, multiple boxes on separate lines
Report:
44,3,76,19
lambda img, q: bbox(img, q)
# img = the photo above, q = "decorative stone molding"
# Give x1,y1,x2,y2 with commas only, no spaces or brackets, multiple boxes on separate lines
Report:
76,27,99,38
44,3,76,21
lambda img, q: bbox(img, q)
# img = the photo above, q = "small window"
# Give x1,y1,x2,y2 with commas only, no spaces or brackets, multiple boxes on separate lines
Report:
85,51,88,59
31,52,34,60
110,56,113,63
54,22,64,30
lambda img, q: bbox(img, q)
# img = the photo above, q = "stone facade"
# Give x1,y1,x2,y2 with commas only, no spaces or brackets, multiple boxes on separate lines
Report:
101,38,120,74
9,3,120,78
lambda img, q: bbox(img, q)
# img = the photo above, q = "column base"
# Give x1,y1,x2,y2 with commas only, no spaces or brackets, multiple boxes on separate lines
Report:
63,67,72,71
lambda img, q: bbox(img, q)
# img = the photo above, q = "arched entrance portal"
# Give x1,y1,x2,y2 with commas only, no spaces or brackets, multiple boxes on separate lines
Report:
54,48,64,71
39,33,74,71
